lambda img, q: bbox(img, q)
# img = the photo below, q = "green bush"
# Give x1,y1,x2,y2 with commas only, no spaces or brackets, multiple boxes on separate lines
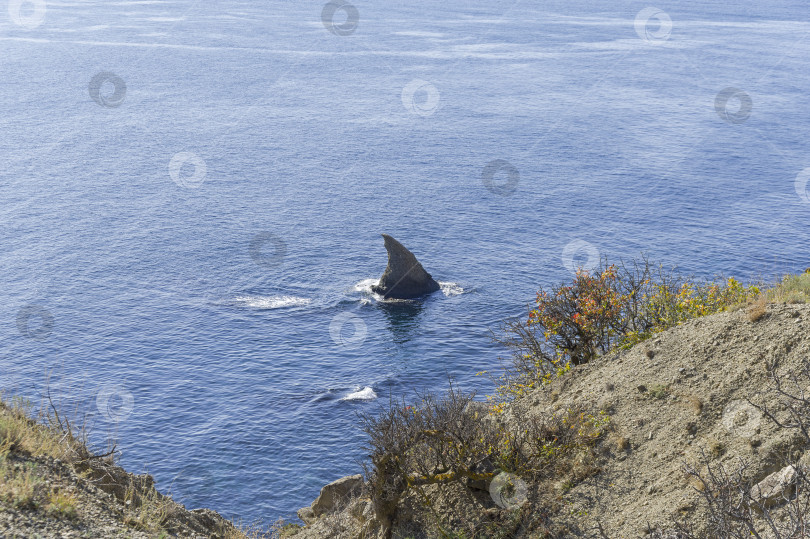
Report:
490,256,758,403
761,269,810,304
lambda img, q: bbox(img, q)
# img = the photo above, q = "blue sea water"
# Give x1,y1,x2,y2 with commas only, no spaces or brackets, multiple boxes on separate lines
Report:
2,0,810,527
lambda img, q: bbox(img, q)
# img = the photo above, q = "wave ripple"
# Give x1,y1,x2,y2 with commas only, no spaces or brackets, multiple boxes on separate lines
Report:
231,295,311,309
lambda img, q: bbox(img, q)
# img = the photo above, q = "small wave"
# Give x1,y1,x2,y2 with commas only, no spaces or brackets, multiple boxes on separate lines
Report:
439,282,465,296
309,390,336,403
340,386,378,402
232,295,311,309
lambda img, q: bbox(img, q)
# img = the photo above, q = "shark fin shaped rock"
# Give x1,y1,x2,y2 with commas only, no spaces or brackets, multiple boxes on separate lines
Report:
371,234,441,299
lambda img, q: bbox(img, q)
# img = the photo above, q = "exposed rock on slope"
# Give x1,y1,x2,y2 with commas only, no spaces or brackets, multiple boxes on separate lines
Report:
290,303,810,538
298,475,364,525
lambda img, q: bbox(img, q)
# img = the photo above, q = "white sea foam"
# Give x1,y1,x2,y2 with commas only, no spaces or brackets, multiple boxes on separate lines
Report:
232,295,311,309
439,282,464,296
353,278,378,294
355,278,464,298
340,386,378,402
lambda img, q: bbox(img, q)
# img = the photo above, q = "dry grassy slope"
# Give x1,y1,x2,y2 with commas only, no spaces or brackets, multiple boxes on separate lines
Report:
0,406,238,538
2,452,195,538
291,302,810,538
532,301,810,536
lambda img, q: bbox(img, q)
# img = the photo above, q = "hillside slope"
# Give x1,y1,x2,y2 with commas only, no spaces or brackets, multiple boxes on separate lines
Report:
290,302,810,538
0,401,241,538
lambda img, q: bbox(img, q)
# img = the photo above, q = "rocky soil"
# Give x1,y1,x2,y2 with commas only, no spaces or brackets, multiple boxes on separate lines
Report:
0,422,239,538
288,302,810,538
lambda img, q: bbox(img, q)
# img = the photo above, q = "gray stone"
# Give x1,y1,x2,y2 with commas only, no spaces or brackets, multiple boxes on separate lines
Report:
297,506,316,524
371,234,441,299
750,465,797,508
466,458,496,492
311,474,364,518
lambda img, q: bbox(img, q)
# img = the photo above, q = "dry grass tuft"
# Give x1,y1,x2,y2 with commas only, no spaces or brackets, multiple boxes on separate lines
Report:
121,482,172,532
0,398,76,461
46,489,79,520
614,435,630,452
747,296,768,322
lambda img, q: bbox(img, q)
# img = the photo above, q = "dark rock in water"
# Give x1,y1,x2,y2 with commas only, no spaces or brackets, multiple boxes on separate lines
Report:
371,234,441,299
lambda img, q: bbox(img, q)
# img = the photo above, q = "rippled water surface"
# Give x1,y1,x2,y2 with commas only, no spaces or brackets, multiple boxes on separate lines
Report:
2,0,810,526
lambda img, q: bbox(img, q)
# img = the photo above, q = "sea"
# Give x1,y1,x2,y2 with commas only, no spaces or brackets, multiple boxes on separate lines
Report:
2,0,810,528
